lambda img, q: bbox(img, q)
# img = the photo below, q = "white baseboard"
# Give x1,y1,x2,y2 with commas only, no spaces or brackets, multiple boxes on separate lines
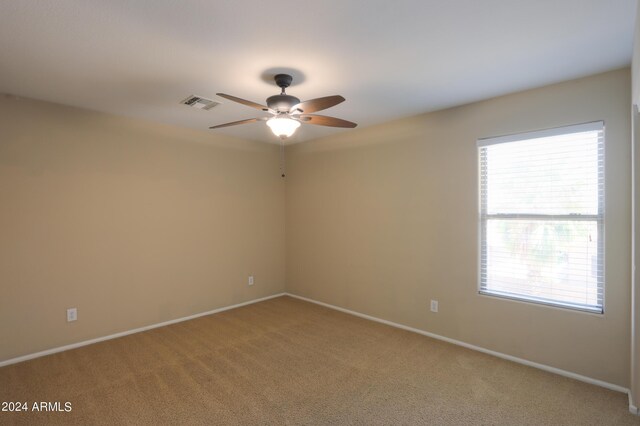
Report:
630,393,639,415
0,293,286,368
285,292,630,396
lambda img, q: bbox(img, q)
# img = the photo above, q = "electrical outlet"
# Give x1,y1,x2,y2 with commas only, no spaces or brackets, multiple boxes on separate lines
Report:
430,300,438,313
248,275,254,286
67,308,77,322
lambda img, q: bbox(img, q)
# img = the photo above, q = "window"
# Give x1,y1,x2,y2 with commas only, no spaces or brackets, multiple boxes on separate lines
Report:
478,122,604,313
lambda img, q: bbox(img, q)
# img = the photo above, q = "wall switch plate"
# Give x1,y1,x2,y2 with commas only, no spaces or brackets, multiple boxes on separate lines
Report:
430,300,438,313
248,275,254,286
67,307,77,322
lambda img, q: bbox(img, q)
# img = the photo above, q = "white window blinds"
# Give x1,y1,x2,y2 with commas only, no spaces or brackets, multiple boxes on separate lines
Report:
478,122,604,313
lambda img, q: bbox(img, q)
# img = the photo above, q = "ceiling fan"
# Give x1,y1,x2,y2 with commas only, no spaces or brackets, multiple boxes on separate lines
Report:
209,74,357,138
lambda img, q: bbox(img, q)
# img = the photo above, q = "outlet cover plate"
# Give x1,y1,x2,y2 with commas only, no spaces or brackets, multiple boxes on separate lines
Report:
67,308,77,322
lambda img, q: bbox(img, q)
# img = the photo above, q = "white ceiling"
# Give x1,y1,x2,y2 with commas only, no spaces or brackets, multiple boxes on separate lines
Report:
0,1,636,143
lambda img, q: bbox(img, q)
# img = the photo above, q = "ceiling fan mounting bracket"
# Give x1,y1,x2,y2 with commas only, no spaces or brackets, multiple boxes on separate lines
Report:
274,74,293,90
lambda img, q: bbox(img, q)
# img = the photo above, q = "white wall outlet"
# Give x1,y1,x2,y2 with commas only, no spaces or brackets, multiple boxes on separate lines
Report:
248,275,254,286
430,300,439,313
67,307,77,322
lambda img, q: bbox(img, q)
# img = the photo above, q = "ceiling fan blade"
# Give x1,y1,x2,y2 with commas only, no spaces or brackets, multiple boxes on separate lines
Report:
299,114,357,128
216,93,270,112
209,117,267,129
290,95,345,114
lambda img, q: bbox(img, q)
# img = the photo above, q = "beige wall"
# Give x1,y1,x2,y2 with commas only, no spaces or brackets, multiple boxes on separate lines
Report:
286,69,631,387
0,69,633,391
0,95,285,362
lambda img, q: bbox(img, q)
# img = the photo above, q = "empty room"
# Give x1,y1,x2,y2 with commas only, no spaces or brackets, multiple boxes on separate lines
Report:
1,1,640,424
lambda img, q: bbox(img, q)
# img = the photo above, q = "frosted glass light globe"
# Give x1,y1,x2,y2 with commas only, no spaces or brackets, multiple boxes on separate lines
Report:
266,117,300,138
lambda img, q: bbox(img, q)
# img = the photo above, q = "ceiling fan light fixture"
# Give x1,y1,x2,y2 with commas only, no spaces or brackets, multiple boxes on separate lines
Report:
266,116,300,138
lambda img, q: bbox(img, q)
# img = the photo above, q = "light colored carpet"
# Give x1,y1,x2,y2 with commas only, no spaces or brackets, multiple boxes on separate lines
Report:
0,295,637,425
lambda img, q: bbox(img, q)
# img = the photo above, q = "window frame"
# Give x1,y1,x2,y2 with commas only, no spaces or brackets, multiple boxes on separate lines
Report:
477,121,605,314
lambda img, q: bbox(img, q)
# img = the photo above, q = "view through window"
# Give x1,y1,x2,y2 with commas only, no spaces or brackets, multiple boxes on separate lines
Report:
478,122,604,313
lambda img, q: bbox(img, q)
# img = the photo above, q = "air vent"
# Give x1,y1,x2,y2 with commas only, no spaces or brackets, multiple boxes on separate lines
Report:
180,95,220,111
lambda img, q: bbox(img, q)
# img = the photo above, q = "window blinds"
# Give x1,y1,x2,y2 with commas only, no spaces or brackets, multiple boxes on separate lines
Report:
478,122,604,313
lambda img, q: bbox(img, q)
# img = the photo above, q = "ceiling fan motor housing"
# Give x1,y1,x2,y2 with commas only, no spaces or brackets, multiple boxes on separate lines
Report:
267,74,299,112
267,94,300,112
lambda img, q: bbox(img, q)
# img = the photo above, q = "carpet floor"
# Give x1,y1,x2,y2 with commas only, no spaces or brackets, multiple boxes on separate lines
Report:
0,295,638,425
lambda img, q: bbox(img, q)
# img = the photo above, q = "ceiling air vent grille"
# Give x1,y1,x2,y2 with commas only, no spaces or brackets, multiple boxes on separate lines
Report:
180,95,220,111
